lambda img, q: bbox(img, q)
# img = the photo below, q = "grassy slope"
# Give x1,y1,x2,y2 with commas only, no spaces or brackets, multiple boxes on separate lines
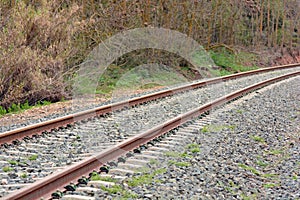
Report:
96,48,259,95
209,48,259,76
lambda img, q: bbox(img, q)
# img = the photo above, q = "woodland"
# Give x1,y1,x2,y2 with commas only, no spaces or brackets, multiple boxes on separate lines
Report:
0,0,299,110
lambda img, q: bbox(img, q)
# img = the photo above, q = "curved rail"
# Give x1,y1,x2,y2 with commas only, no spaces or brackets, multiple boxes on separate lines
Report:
4,70,300,200
0,63,299,144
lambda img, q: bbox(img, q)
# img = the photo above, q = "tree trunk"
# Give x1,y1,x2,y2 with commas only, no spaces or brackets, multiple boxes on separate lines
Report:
274,2,280,48
259,0,264,38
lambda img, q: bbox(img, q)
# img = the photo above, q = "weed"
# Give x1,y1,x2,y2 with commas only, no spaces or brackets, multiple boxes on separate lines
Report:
128,168,166,187
186,143,200,149
164,151,191,158
292,175,297,180
90,174,117,182
201,126,209,133
2,166,13,172
135,167,150,173
153,168,167,175
190,148,200,153
186,143,201,153
127,174,153,187
236,109,243,114
168,160,191,167
21,173,27,178
149,159,158,165
154,179,162,183
250,135,265,143
263,183,279,188
267,149,284,155
241,193,257,200
122,191,138,199
256,160,268,167
262,173,278,179
28,154,38,161
201,124,235,133
100,184,137,198
164,151,181,157
224,186,235,194
229,180,238,188
180,152,192,158
8,160,18,165
238,163,260,175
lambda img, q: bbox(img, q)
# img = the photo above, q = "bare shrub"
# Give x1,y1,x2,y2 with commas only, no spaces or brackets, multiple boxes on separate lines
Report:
0,1,81,108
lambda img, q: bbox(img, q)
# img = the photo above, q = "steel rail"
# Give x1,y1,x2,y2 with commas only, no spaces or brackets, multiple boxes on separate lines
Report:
4,70,299,200
1,63,299,144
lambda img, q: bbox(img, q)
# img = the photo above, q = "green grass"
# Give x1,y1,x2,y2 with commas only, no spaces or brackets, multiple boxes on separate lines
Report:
153,168,167,175
0,100,52,117
95,64,189,96
186,143,201,153
134,166,150,173
190,147,200,153
201,126,209,133
28,154,38,161
127,174,153,187
241,193,258,200
186,143,200,149
238,163,260,176
8,160,18,165
168,160,191,167
266,149,284,155
164,151,191,158
201,124,235,133
149,159,158,165
127,168,167,187
0,106,7,116
229,180,238,188
209,48,258,76
262,173,278,179
90,173,117,182
139,82,162,89
263,183,279,188
2,166,13,172
236,109,243,114
250,135,265,143
21,173,27,178
100,184,137,198
256,160,268,167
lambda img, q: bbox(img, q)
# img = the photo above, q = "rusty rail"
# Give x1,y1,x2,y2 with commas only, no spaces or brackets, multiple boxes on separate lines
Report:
1,63,299,144
3,70,300,200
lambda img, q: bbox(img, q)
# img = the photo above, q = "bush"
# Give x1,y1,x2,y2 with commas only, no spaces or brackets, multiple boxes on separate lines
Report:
0,1,81,109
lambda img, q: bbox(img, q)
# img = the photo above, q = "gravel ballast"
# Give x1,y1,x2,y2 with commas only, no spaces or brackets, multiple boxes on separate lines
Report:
0,71,299,198
121,76,300,199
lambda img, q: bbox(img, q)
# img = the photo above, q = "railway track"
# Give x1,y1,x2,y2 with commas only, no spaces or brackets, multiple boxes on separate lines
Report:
0,64,299,199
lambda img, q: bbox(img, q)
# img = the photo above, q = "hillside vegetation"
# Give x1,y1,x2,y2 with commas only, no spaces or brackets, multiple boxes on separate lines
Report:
0,0,299,110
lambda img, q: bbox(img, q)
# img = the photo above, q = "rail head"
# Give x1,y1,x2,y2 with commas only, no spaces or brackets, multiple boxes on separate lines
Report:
1,63,299,144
